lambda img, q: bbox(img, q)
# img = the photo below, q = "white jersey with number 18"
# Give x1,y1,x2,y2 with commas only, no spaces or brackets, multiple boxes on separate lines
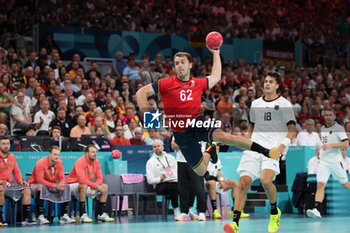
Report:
250,96,296,151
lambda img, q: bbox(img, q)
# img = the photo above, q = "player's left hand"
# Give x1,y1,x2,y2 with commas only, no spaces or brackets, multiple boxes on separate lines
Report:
322,144,332,150
206,45,220,54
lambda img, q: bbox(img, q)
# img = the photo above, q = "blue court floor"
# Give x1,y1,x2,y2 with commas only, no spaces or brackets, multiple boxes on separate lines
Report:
3,213,350,233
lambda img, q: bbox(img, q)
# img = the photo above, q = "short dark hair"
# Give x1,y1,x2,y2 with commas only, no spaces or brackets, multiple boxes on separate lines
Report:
26,125,36,133
85,144,96,153
0,135,10,142
324,107,336,114
266,70,282,84
173,52,193,63
49,145,60,153
52,125,61,132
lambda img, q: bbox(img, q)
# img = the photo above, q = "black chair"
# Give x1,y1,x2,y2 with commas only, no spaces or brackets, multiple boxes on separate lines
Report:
119,175,159,219
103,175,123,221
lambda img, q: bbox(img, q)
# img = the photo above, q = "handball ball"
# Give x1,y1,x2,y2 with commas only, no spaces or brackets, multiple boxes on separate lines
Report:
111,149,121,159
205,31,223,50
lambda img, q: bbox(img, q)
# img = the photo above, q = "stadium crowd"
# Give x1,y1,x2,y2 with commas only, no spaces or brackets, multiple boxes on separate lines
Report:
0,44,349,151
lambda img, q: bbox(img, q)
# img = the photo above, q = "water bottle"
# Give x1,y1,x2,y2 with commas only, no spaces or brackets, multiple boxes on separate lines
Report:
76,210,80,223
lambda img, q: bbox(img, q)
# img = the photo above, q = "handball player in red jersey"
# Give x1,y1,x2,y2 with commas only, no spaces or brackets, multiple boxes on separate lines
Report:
136,46,279,176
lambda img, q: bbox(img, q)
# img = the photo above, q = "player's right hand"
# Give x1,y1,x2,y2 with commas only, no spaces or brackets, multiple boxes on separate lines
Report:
56,183,66,191
316,147,321,159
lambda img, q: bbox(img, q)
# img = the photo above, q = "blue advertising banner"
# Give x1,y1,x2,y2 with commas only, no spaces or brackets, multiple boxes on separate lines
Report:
39,25,300,65
113,145,153,174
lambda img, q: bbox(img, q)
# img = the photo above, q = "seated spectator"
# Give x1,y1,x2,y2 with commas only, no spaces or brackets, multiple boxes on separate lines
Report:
89,116,111,140
296,119,322,146
110,126,131,145
66,144,113,223
0,82,15,124
124,118,139,139
86,62,101,80
11,91,32,130
130,127,146,145
51,125,62,138
28,146,74,225
34,100,55,136
111,51,127,79
145,128,162,145
95,88,106,109
140,60,164,86
84,100,96,123
49,108,73,137
216,91,233,119
104,107,116,135
146,141,180,221
0,123,7,136
70,115,91,137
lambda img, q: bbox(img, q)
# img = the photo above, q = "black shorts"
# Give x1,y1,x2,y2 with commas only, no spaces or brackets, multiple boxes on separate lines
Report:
173,124,218,169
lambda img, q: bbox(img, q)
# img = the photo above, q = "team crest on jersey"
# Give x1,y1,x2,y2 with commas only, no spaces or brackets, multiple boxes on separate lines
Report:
191,80,195,87
274,105,279,110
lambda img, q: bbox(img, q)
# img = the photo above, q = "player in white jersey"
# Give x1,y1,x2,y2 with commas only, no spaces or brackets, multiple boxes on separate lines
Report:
306,108,350,218
224,71,297,233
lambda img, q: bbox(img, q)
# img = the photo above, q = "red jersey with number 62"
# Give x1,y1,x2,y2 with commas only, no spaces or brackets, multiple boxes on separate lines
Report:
153,75,209,132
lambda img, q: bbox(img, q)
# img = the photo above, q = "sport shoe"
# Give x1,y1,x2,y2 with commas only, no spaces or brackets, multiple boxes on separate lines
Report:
37,215,49,225
198,212,206,221
241,210,250,218
188,209,198,220
60,213,75,224
306,208,322,218
80,213,93,223
206,142,218,164
212,209,222,219
97,213,114,222
0,215,8,226
22,217,37,226
223,222,239,233
174,213,189,221
268,208,281,233
173,207,181,219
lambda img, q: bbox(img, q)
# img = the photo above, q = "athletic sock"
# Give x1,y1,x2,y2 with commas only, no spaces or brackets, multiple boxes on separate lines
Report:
100,202,107,215
211,200,217,210
270,202,278,215
79,202,86,215
61,202,69,216
315,201,322,211
251,142,270,157
23,205,31,219
36,192,44,216
233,210,241,226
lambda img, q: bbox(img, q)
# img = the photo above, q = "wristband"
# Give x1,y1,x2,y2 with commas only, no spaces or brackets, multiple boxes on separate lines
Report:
281,138,291,147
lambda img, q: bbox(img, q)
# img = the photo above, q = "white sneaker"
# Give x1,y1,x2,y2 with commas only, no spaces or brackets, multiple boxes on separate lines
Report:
306,208,322,218
37,215,49,225
80,213,93,223
60,214,75,224
188,209,198,220
174,213,189,221
97,213,114,222
198,212,206,221
22,217,37,226
173,207,180,219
